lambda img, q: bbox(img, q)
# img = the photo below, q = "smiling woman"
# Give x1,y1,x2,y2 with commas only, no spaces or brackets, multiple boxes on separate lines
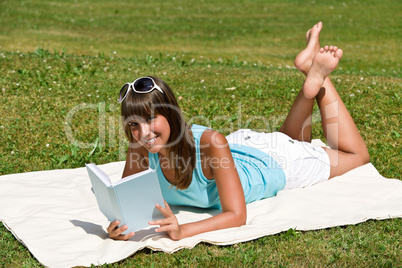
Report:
121,76,196,190
109,19,376,240
128,114,171,155
0,0,401,266
0,46,400,268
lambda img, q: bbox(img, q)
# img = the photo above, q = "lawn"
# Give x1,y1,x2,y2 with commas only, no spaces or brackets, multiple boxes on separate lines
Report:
0,0,400,267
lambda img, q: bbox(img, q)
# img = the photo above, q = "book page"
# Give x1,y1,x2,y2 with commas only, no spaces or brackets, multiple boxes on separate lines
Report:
86,163,112,186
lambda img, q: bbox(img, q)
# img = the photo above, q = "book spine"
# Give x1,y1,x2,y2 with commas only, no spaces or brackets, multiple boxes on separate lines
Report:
107,187,126,226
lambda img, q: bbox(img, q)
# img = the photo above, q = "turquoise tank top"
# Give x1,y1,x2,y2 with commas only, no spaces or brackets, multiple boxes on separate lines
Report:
148,124,286,209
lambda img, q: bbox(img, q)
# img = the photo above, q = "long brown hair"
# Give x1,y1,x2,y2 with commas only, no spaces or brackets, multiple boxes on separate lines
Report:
121,76,195,190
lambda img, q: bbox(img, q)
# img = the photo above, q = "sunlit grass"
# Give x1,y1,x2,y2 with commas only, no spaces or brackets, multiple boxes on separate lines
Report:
0,0,401,266
1,0,401,72
0,49,400,266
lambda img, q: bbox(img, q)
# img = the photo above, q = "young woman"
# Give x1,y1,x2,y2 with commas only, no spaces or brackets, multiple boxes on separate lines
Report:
107,22,370,241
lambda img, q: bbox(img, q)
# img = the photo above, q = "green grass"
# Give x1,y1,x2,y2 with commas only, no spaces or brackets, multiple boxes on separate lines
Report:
0,0,401,267
1,0,401,72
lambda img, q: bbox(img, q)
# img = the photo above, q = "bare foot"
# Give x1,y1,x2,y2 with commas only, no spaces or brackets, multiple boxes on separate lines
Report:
294,22,323,75
303,46,343,99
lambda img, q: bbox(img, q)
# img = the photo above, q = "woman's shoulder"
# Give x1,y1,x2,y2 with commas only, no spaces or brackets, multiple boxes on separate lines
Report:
200,129,229,152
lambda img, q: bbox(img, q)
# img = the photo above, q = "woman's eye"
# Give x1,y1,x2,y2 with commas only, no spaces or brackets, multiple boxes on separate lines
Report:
146,117,155,122
129,122,138,127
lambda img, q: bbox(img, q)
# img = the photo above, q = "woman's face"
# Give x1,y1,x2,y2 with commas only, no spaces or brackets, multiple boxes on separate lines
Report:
129,114,171,155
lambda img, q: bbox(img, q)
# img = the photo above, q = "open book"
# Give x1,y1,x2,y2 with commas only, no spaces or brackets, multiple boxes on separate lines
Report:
85,163,165,234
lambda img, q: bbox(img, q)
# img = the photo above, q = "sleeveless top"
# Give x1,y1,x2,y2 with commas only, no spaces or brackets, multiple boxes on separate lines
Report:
148,124,286,209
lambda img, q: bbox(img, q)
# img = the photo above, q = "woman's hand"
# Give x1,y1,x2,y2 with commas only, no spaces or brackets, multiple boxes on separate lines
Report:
149,200,183,240
107,220,135,240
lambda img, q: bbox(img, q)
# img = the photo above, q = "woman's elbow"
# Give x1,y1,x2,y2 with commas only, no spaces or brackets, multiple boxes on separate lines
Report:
234,210,247,226
240,215,247,226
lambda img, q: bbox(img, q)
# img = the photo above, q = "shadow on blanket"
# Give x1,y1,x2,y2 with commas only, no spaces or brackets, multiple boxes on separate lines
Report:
70,220,163,242
69,206,222,242
70,220,109,239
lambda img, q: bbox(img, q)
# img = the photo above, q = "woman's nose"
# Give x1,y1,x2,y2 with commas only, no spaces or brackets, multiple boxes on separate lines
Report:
139,123,151,137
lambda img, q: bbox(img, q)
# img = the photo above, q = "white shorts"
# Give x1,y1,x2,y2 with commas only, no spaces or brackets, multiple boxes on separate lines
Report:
226,129,331,190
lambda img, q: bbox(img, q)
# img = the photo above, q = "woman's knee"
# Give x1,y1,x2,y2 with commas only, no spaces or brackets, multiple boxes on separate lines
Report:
326,148,369,178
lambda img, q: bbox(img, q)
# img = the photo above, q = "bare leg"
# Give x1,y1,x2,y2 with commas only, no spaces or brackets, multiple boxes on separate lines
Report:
280,22,322,141
278,88,314,142
301,46,370,177
310,47,370,177
281,23,369,178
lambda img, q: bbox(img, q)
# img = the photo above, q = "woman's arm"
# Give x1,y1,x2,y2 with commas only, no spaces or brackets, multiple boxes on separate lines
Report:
150,130,247,240
122,142,148,178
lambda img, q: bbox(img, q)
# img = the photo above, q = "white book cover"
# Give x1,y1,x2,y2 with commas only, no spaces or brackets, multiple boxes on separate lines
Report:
86,163,165,234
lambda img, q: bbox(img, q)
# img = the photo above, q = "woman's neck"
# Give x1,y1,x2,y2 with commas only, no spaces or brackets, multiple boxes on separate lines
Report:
158,148,170,159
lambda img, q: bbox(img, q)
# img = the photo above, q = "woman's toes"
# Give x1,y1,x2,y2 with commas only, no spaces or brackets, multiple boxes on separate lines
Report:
335,49,343,59
305,29,311,43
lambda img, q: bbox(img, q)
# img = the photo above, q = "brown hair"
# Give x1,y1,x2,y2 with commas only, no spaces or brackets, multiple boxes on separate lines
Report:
121,76,195,190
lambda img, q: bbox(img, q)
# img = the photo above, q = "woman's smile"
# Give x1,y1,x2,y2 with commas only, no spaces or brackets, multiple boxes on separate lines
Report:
144,136,158,146
130,114,171,154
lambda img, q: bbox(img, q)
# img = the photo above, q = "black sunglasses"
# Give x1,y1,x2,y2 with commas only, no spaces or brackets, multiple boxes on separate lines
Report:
119,77,164,103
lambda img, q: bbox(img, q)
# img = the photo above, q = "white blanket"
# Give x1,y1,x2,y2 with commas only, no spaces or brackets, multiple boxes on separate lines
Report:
1,141,401,268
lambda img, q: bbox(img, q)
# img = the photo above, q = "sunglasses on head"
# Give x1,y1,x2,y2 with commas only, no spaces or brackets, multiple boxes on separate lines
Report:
119,77,164,103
